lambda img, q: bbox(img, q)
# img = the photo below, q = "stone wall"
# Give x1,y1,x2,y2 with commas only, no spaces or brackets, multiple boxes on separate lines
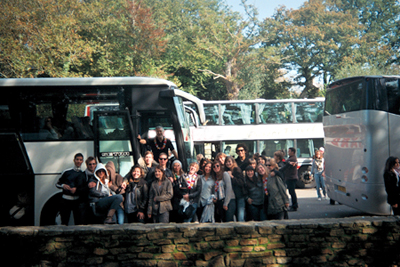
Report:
1,216,400,267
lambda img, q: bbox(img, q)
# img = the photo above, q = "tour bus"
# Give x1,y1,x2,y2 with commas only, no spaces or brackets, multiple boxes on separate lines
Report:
186,98,325,188
0,77,205,226
323,75,400,215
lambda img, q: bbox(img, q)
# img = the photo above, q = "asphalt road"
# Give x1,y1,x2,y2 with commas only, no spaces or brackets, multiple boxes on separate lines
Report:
285,188,370,220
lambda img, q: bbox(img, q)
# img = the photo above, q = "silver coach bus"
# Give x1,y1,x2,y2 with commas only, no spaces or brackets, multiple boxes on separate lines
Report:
324,75,400,215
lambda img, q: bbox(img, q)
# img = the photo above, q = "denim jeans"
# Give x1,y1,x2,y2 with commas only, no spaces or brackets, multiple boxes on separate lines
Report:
184,203,198,222
314,172,326,198
236,197,245,222
116,206,125,225
247,203,266,221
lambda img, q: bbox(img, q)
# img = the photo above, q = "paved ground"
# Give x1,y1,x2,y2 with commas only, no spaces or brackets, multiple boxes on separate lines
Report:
285,188,370,220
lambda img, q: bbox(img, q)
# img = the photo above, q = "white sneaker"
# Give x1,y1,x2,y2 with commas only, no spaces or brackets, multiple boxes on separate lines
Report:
318,198,321,201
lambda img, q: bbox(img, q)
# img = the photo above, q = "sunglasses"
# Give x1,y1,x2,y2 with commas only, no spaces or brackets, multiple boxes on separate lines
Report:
237,149,244,152
88,163,97,166
266,164,271,166
159,158,168,161
213,165,220,168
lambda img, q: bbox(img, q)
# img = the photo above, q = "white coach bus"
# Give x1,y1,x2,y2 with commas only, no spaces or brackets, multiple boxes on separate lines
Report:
0,77,204,226
186,98,325,188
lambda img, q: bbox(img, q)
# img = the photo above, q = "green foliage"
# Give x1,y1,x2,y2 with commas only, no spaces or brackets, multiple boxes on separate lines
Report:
0,0,167,78
1,0,399,101
335,62,400,81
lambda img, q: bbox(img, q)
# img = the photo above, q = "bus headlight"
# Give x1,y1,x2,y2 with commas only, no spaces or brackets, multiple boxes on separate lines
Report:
361,175,368,182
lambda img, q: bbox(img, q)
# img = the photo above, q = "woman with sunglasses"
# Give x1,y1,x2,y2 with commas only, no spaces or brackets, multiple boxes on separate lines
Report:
212,160,236,222
266,159,289,220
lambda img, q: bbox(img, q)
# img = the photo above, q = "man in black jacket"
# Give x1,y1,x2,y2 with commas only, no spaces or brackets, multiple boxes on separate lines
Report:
55,153,87,225
280,147,299,211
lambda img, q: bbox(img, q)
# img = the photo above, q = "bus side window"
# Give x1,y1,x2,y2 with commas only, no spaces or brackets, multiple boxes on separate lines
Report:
386,79,400,115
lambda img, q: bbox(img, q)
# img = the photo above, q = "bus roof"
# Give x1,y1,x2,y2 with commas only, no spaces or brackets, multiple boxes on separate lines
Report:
197,98,324,104
328,75,400,90
0,77,177,88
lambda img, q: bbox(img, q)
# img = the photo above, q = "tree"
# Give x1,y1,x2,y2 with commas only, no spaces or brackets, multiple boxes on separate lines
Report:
0,0,166,78
325,0,400,65
261,0,368,98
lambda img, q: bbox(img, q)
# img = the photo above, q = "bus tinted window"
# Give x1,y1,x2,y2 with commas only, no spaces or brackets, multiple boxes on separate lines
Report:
296,138,324,158
260,139,294,156
325,80,364,115
20,101,93,141
386,79,400,115
221,103,255,125
294,102,323,123
258,102,292,123
204,104,219,125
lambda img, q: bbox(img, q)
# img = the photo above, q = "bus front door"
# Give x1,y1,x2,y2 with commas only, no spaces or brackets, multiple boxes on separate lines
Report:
93,110,137,177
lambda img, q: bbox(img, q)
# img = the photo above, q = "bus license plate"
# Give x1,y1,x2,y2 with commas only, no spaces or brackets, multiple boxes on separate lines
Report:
337,186,346,193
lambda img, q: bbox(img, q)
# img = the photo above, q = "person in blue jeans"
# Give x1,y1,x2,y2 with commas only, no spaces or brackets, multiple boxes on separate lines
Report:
311,150,326,201
88,163,123,224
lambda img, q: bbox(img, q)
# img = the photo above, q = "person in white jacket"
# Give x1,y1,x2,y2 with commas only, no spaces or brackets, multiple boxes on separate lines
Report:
88,163,123,224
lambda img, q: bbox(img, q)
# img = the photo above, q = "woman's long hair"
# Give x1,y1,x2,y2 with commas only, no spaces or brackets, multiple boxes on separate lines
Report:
385,156,399,173
224,156,239,171
128,165,144,182
154,165,166,181
212,160,223,181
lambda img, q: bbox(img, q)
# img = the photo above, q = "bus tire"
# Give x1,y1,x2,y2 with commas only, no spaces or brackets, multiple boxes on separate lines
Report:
298,166,316,189
40,194,63,226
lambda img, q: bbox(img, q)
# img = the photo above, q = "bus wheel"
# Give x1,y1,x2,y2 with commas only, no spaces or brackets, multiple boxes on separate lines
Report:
40,194,63,226
298,166,316,188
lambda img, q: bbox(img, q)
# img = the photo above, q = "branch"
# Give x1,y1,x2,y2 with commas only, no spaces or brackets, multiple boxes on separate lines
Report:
198,69,229,81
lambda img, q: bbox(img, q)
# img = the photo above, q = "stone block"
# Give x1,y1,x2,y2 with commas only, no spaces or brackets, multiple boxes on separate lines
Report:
239,239,258,246
230,259,245,267
93,247,109,256
226,239,239,246
267,243,285,249
147,232,164,240
162,245,176,253
155,253,174,260
209,241,225,249
138,252,154,259
204,251,223,261
176,244,191,252
174,238,189,244
173,252,187,260
157,261,178,267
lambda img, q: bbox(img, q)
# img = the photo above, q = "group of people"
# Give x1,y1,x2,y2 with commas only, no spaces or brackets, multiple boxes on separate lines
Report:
55,125,329,225
55,147,303,225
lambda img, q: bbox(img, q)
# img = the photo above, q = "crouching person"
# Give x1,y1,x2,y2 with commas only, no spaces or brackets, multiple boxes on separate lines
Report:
88,163,123,224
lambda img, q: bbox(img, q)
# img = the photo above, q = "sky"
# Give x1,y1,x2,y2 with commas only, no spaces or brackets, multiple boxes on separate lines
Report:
228,0,304,19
